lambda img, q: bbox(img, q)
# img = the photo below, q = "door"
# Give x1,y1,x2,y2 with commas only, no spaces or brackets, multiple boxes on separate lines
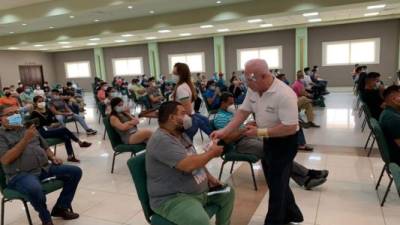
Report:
19,65,44,87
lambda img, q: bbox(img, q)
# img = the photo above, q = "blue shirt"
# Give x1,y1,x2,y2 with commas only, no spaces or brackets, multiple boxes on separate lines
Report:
204,89,220,109
214,109,245,129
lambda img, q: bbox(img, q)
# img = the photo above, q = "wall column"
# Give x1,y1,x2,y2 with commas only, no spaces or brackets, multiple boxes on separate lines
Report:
295,27,308,73
94,47,106,81
213,36,226,78
148,42,160,79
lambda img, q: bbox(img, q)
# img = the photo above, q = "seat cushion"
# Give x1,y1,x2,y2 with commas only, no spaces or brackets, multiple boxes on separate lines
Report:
46,138,64,146
224,152,259,163
3,180,64,201
115,143,146,154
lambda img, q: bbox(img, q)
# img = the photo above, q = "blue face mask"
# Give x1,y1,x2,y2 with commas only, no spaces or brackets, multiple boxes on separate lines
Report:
7,113,22,126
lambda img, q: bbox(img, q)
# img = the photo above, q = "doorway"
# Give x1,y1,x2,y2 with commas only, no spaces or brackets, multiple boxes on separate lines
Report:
19,65,44,87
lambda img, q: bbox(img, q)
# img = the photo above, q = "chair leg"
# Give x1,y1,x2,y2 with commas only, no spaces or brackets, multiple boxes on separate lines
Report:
367,137,376,157
381,177,394,207
218,161,227,180
200,131,204,142
54,145,57,156
22,201,33,225
361,118,366,132
103,128,106,140
230,162,235,174
249,162,258,191
376,165,386,190
364,131,372,150
148,118,151,125
74,121,79,134
98,114,101,124
111,152,117,174
1,198,5,225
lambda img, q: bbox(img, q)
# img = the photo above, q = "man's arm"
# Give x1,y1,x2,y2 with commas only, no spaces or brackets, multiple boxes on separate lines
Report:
175,145,223,174
0,126,36,165
222,109,250,135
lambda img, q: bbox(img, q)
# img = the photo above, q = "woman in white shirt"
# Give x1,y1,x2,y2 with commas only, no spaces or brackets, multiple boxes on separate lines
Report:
172,63,212,140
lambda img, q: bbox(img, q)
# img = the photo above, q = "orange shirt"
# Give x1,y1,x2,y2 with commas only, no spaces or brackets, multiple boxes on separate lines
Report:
0,97,20,107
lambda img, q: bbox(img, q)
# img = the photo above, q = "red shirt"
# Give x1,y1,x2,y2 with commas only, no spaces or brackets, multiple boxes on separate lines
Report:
292,80,304,97
0,97,20,107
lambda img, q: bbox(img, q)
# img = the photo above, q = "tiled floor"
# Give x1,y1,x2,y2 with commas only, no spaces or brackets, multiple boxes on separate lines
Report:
3,88,400,225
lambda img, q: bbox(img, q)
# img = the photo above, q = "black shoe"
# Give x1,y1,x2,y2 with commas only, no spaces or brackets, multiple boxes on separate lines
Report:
305,177,327,190
51,207,79,220
301,122,311,129
284,215,304,224
79,141,92,148
298,145,314,151
307,122,320,128
309,169,329,179
86,129,97,135
42,221,54,225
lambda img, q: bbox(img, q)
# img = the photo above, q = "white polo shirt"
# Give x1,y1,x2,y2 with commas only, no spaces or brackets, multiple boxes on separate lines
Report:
239,78,299,129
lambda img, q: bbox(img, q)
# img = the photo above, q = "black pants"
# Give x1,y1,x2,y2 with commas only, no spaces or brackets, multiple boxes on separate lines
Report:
261,133,303,225
38,127,79,156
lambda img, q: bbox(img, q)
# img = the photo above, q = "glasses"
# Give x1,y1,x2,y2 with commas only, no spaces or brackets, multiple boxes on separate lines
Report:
244,73,257,84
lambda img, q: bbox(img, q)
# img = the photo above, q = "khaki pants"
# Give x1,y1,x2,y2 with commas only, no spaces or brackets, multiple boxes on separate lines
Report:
298,96,314,122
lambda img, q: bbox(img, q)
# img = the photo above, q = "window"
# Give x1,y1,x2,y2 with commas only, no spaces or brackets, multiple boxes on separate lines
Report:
168,52,205,73
237,46,282,70
322,38,380,66
65,61,91,78
112,57,143,76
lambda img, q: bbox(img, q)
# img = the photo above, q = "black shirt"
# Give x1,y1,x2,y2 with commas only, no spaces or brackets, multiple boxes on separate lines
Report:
30,110,57,128
360,89,383,119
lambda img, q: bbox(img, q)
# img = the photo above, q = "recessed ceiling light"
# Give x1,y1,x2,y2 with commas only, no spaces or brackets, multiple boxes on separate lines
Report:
217,28,230,32
114,39,126,43
158,29,171,33
121,34,134,37
149,10,155,14
22,23,27,26
303,12,319,17
87,43,98,46
9,31,14,34
128,5,133,9
89,38,101,41
364,12,379,16
62,46,72,48
58,41,70,44
69,15,75,19
40,49,48,51
8,47,18,50
247,19,263,23
146,37,157,40
94,19,100,22
49,26,54,29
216,1,222,4
260,23,273,28
179,33,192,37
367,4,386,10
200,24,214,28
34,44,44,47
308,18,322,23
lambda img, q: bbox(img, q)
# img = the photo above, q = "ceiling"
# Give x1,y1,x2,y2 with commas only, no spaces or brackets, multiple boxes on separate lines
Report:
0,0,399,52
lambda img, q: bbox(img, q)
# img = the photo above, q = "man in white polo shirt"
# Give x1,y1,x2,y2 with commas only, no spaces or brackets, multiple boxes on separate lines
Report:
212,59,303,225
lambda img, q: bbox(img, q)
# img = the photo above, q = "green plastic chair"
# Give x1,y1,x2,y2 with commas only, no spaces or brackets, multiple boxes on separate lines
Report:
210,120,260,191
202,94,218,119
370,118,394,206
0,166,64,225
127,154,219,225
45,138,65,156
389,163,400,197
361,104,376,156
103,117,146,173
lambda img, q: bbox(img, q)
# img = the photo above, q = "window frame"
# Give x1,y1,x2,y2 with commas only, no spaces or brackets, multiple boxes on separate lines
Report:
112,57,144,77
64,61,91,79
168,52,206,73
322,38,380,66
236,46,283,70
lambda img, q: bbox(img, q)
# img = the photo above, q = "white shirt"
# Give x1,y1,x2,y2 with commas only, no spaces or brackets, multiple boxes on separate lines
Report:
239,78,298,129
33,89,45,97
175,83,194,115
304,75,313,89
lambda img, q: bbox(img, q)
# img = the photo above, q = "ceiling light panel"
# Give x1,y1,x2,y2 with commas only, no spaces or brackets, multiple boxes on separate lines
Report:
367,4,386,10
303,12,319,17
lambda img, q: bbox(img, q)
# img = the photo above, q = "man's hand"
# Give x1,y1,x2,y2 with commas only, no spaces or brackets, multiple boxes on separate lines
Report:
244,124,258,137
208,175,222,188
208,141,224,158
210,129,226,140
24,125,37,142
51,157,63,165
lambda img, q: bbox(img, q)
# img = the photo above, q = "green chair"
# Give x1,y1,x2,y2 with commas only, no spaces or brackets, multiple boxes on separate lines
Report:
64,117,80,134
103,117,146,173
127,154,219,225
45,138,65,156
97,102,107,140
0,166,64,225
370,118,394,206
202,94,218,119
210,120,260,191
361,104,376,156
389,163,400,197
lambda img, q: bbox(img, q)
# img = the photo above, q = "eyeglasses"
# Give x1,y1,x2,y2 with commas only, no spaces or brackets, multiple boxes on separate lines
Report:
244,73,257,84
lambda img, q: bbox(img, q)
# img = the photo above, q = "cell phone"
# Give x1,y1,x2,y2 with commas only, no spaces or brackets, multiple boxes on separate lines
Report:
209,184,228,192
24,118,39,128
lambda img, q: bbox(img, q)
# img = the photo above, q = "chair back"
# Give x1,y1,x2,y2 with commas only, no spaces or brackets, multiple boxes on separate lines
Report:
389,163,400,196
103,116,124,149
97,102,107,117
0,166,7,193
127,154,153,223
370,118,392,164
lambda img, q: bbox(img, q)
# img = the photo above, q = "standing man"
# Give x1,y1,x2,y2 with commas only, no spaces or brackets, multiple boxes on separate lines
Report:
212,59,303,225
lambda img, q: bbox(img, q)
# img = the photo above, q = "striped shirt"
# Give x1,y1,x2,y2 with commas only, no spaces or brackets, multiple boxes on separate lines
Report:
214,109,233,129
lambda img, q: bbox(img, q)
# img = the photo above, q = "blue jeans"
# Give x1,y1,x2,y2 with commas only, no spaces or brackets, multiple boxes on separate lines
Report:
7,165,82,224
297,127,306,146
55,114,90,131
184,113,212,140
38,127,79,156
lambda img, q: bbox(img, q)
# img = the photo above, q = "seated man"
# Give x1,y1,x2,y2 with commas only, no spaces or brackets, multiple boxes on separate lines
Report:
379,85,400,165
19,86,35,106
204,80,221,110
146,77,164,108
0,87,32,113
292,71,320,128
129,78,151,109
214,92,328,189
0,105,82,225
147,101,235,225
49,89,97,136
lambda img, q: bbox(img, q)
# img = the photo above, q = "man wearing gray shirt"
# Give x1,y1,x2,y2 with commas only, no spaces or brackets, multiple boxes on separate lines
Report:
0,105,82,225
146,101,235,225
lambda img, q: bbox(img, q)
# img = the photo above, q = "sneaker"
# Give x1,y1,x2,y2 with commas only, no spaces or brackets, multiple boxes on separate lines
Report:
301,122,311,129
307,122,320,128
51,207,79,220
86,129,97,135
305,177,327,190
67,156,80,163
79,141,92,148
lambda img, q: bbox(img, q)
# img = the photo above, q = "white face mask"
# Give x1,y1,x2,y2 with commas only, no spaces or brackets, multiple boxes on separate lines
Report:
183,115,192,130
37,102,46,109
227,105,236,114
115,106,124,113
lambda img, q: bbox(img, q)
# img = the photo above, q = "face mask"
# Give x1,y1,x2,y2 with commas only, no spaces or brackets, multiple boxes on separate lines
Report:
103,86,108,90
19,84,23,88
44,84,48,87
210,86,216,91
36,86,41,90
53,95,60,100
25,89,30,93
37,102,46,109
115,106,124,113
227,105,236,114
7,113,22,127
58,89,63,93
183,115,192,130
111,92,118,98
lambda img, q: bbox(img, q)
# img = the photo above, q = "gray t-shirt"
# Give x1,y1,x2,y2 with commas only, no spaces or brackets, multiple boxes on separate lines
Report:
0,127,50,182
146,129,208,209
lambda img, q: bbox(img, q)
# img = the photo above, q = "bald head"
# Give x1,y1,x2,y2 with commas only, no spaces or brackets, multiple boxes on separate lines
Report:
244,59,273,93
245,59,270,77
